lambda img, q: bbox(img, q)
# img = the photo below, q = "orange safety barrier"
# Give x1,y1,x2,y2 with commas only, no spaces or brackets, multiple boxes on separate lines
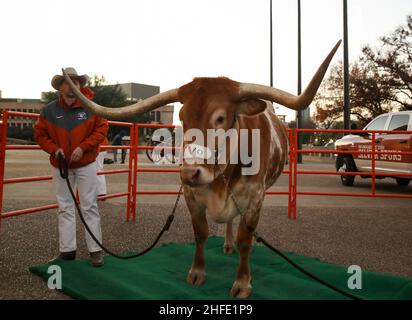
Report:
131,123,292,222
126,125,412,221
1,111,411,228
291,128,412,219
0,110,135,226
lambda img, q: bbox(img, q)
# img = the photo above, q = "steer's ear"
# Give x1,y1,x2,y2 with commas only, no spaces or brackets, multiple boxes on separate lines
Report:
236,99,267,117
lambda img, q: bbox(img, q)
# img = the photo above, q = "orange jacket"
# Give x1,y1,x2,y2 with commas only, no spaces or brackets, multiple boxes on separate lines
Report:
99,136,109,153
34,88,109,169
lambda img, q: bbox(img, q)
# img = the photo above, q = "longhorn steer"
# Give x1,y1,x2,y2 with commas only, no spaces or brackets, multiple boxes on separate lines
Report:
63,40,340,298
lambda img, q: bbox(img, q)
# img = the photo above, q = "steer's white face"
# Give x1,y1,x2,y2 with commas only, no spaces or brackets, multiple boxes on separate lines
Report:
179,104,236,187
177,79,268,188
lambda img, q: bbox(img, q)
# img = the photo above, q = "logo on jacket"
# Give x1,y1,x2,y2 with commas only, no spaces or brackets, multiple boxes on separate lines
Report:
77,111,87,121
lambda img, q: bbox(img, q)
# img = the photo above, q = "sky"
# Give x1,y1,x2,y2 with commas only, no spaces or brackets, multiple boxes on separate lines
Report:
0,0,411,122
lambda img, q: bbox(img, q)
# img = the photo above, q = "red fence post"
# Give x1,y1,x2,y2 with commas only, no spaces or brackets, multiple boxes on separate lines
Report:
293,129,298,220
132,124,139,222
126,124,134,222
371,131,376,195
287,128,298,220
288,129,294,220
0,110,8,228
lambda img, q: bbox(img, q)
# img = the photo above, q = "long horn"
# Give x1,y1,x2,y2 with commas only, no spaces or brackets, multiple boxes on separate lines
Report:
238,40,341,110
62,69,179,120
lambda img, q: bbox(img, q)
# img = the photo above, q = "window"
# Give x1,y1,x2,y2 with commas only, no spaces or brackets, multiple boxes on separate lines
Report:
151,111,161,122
388,115,409,131
365,116,388,131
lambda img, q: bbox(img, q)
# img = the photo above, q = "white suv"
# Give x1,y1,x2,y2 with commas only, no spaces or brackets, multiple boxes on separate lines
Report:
335,111,412,186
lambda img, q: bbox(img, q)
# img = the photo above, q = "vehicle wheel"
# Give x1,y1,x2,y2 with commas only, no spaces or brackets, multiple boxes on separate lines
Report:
338,157,356,186
146,141,162,163
396,178,410,186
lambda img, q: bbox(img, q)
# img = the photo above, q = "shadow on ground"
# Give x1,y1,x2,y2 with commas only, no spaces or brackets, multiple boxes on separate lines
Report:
1,200,411,299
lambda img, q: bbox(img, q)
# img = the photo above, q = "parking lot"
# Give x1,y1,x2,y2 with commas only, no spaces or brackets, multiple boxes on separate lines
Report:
3,150,411,208
0,150,411,299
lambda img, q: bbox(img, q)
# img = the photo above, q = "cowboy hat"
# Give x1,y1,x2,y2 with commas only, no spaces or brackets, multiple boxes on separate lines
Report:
51,67,89,90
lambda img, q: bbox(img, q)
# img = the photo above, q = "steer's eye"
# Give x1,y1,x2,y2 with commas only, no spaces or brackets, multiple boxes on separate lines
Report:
215,116,225,126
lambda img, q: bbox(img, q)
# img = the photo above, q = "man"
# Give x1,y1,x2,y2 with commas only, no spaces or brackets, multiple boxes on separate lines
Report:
34,67,108,267
111,130,125,163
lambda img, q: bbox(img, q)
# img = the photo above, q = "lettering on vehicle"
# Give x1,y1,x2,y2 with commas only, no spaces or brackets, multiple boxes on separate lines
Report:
357,145,403,162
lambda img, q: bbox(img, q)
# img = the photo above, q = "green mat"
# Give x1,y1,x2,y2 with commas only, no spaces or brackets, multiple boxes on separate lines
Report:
30,236,412,300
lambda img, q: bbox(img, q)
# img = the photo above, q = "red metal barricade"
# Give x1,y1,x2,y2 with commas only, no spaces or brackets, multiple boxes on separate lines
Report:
130,123,292,222
290,128,412,219
0,110,135,226
0,110,411,228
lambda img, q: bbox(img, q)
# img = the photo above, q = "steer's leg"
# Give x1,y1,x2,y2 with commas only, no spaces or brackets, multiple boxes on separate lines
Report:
223,219,235,254
230,200,262,299
185,188,208,286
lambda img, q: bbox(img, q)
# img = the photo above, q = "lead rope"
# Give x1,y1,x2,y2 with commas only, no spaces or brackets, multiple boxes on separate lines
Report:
214,153,364,300
57,153,182,260
58,151,363,299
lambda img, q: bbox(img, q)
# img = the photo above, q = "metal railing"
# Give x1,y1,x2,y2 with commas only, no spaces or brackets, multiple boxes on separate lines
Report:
290,128,412,218
0,110,411,228
0,110,135,225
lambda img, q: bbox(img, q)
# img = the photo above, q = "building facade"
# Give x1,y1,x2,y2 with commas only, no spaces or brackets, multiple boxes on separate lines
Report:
115,83,174,124
0,98,44,128
0,82,174,128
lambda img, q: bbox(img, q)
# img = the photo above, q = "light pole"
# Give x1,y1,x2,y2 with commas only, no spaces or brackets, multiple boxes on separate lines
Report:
296,0,303,163
270,0,273,87
343,0,350,130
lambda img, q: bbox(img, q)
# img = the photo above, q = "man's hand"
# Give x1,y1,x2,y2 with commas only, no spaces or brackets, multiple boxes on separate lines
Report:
70,147,84,163
55,148,65,159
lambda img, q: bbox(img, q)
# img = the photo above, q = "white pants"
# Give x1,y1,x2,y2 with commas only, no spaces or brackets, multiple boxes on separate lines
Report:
52,161,102,253
96,151,107,196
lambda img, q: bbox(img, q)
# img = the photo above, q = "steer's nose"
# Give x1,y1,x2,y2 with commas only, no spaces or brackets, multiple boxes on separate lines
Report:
180,167,201,186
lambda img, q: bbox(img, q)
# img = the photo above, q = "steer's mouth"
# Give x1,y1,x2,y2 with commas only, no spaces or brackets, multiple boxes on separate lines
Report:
180,165,215,187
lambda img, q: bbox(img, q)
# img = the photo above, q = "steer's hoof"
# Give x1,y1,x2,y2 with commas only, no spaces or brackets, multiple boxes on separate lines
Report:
186,268,206,286
230,281,252,299
223,244,235,255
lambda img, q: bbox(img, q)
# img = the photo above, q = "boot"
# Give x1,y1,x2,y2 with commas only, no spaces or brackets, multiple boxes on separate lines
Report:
48,250,76,263
90,251,104,267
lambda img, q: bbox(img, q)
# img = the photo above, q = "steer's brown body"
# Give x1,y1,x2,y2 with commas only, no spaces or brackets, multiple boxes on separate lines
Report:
178,78,288,298
63,40,340,299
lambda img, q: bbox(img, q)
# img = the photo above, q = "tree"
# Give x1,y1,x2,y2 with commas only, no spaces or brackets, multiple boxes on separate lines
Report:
314,61,395,128
313,63,346,129
87,75,128,108
42,91,59,103
349,61,395,125
288,118,316,145
362,14,412,110
314,14,412,128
